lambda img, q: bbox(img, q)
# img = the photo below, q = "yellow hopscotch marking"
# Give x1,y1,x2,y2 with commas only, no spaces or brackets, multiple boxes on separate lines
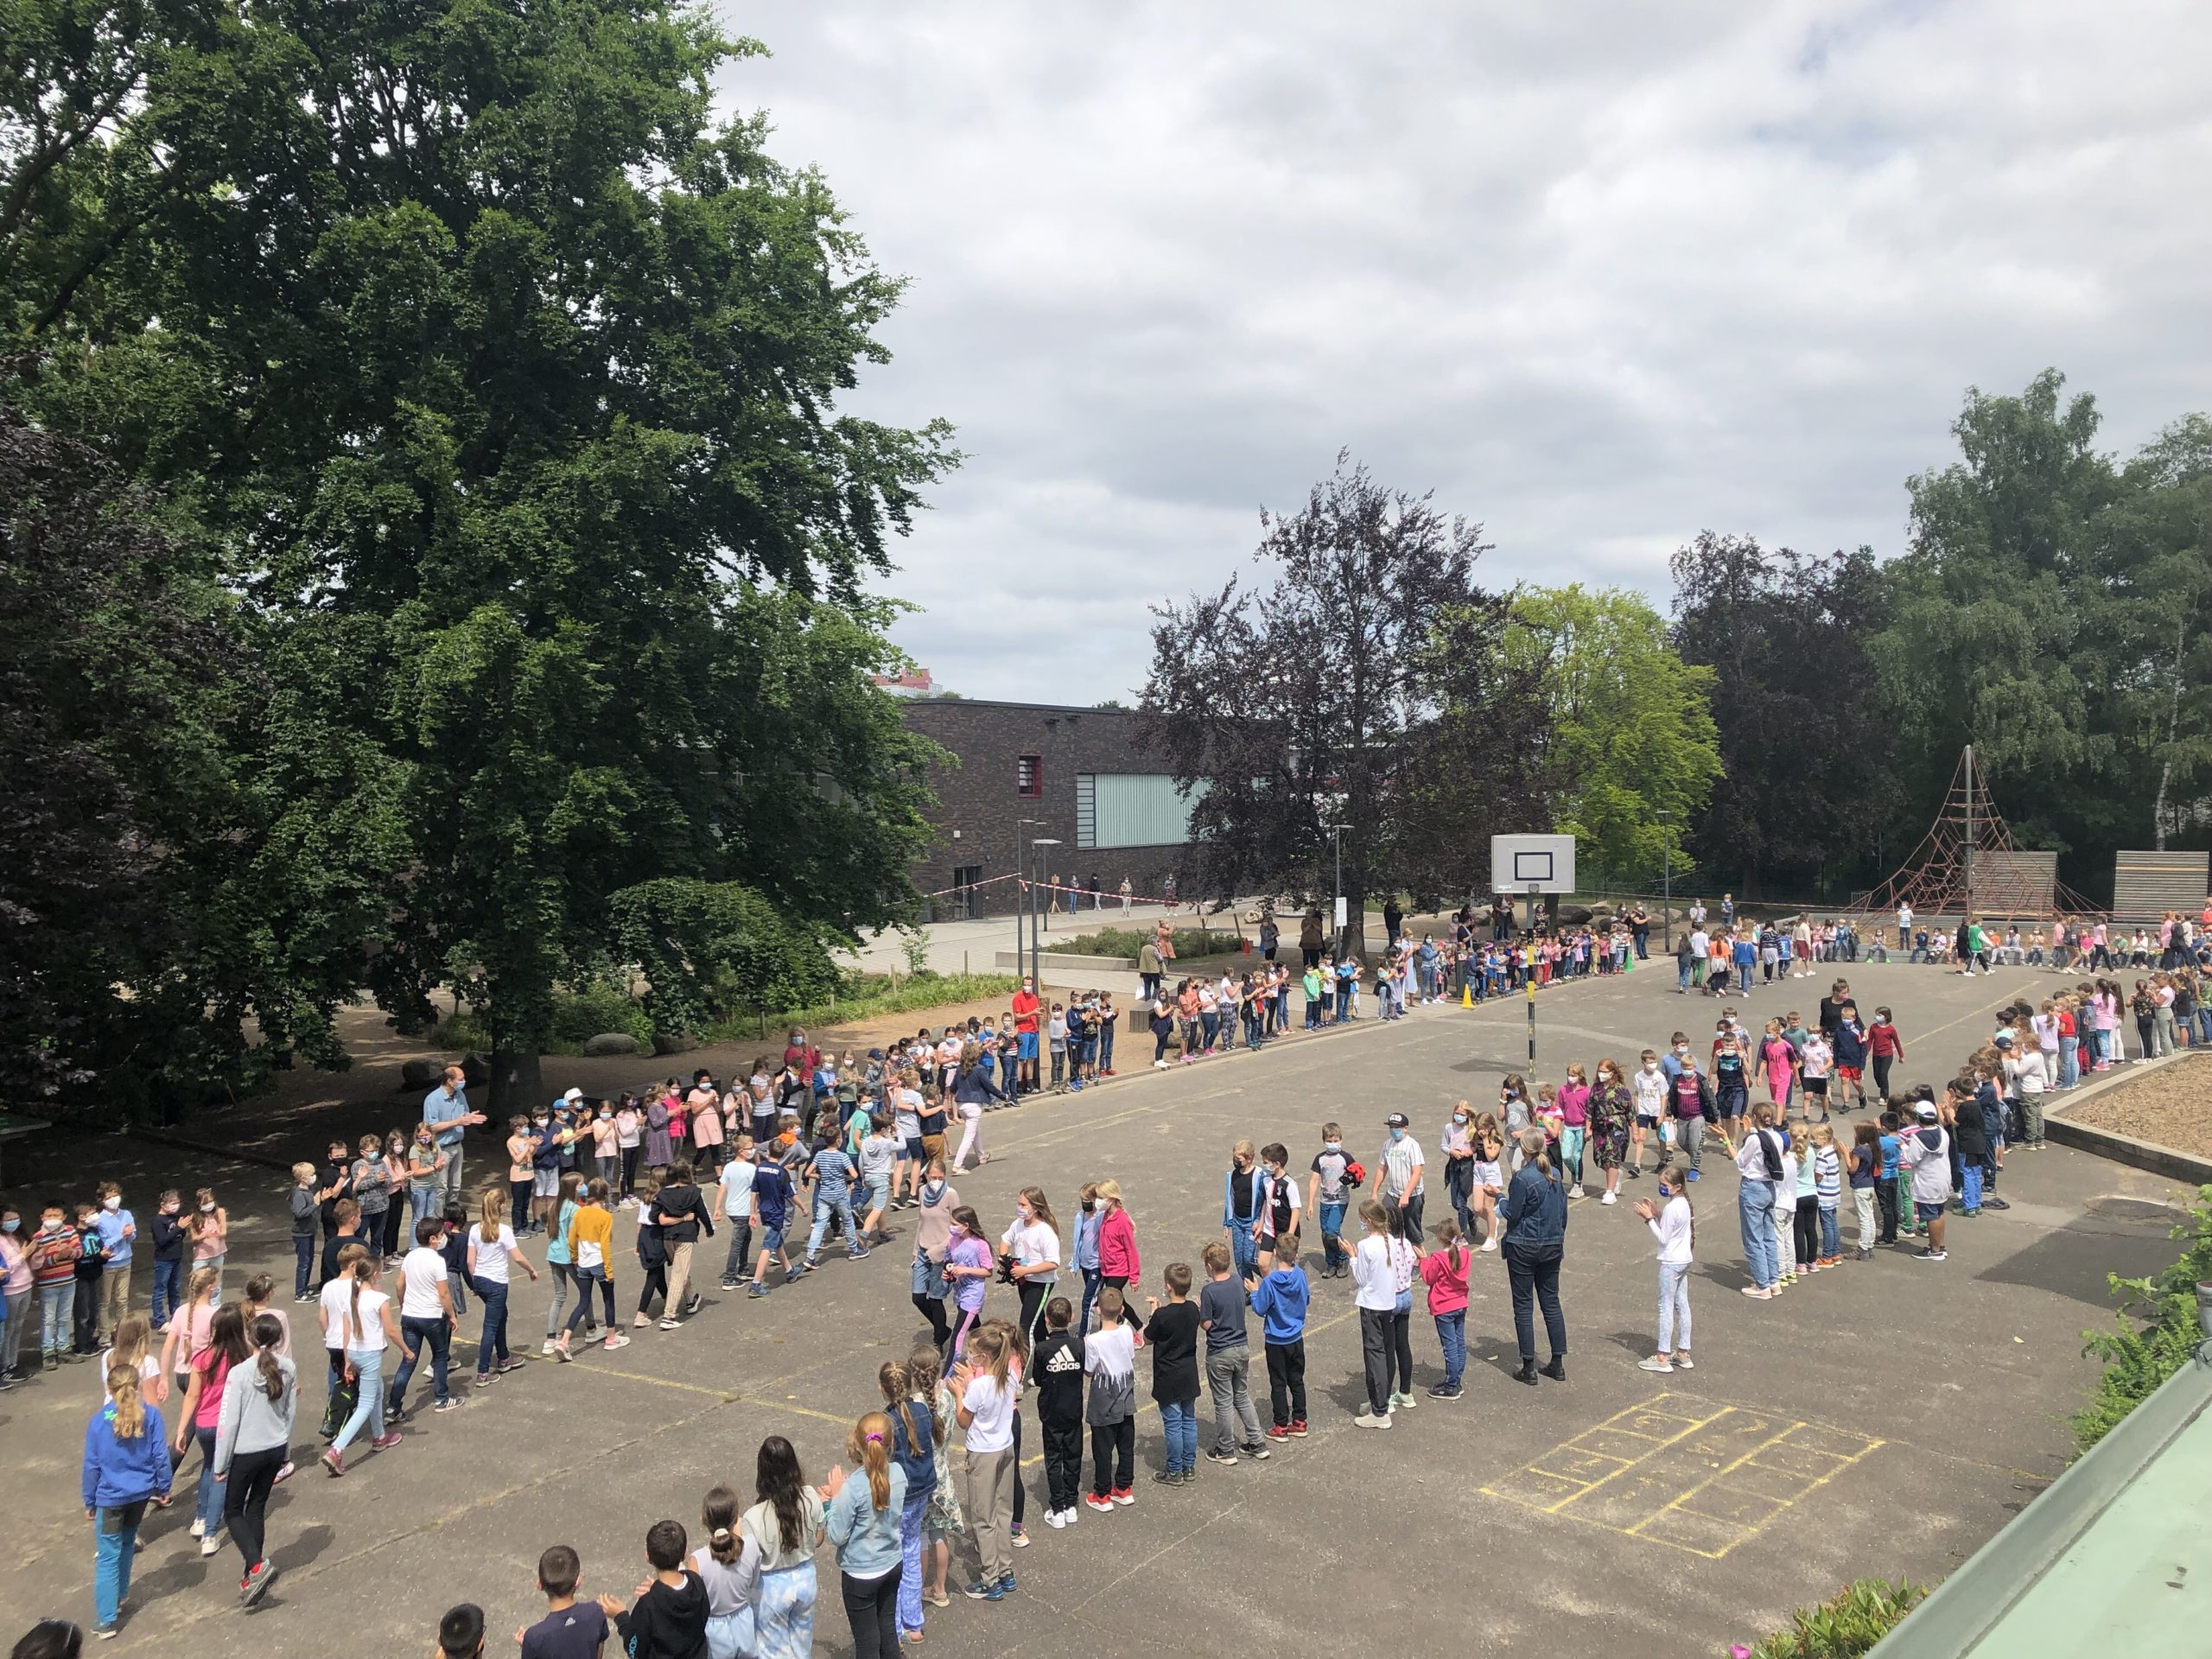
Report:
1479,1393,1885,1558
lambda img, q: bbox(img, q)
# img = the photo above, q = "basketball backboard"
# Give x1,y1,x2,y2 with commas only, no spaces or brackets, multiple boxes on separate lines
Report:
1491,834,1577,895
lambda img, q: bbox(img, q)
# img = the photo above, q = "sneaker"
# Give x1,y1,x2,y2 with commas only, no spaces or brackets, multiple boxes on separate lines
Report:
849,1247,871,1261
1112,1485,1135,1503
434,1397,461,1412
1060,1503,1078,1522
1009,1524,1028,1547
321,1448,346,1478
1266,1425,1290,1442
1567,1185,1585,1199
1427,1382,1464,1399
475,1372,494,1387
497,1357,525,1373
1480,1238,1498,1252
1289,1419,1308,1437
1917,1248,1948,1262
1675,1353,1694,1370
1599,1192,1618,1205
274,1461,293,1483
1637,1356,1675,1373
1150,1470,1180,1486
1389,1390,1416,1410
1046,1509,1066,1529
1205,1446,1239,1466
658,1317,681,1331
1986,1197,2011,1211
1685,1167,1700,1181
1085,1493,1116,1513
748,1284,770,1298
963,1580,1007,1602
241,1559,278,1606
999,1573,1017,1593
719,1281,740,1292
1352,1410,1393,1429
371,1431,403,1450
200,1533,224,1557
540,1338,557,1357
602,1332,632,1350
1741,1285,1774,1299
190,1516,206,1540
92,1628,117,1642
554,1338,573,1363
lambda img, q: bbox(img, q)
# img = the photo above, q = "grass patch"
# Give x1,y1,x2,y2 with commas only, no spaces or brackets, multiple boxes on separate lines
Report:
1738,1579,1926,1658
426,972,1024,1056
2076,1182,2212,1451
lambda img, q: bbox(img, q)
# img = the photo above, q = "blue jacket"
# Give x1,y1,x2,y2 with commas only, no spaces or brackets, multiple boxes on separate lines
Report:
83,1399,174,1511
1223,1165,1267,1230
1249,1267,1310,1344
1499,1164,1568,1254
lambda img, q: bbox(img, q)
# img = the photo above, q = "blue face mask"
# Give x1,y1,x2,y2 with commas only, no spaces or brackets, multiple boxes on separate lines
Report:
1388,1128,1405,1142
0,1218,16,1234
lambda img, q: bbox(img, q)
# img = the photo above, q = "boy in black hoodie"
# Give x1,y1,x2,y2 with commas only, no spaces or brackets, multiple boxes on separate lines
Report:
595,1519,708,1659
1032,1296,1085,1524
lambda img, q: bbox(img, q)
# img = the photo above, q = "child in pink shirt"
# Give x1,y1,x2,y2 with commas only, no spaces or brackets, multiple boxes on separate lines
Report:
1418,1218,1471,1399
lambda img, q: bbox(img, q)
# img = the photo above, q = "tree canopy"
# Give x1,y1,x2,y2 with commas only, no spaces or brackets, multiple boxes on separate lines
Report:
3,0,950,1116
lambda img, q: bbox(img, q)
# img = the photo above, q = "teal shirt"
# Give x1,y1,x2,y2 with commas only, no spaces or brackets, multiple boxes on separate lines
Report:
545,1199,577,1267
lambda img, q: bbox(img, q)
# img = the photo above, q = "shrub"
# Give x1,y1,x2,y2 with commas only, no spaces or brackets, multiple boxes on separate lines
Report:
1736,1579,1925,1659
1054,925,1240,960
2075,1183,2212,1451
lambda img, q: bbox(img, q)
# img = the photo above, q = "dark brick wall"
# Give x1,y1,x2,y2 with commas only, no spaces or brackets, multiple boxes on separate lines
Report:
899,699,1188,918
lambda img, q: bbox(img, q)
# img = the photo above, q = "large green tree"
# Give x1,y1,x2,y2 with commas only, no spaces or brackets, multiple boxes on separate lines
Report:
6,2,951,1114
1505,584,1719,885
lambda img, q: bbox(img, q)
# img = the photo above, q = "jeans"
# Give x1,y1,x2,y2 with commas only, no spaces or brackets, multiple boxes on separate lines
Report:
1435,1311,1466,1389
409,1185,441,1237
1160,1397,1198,1473
393,1314,452,1409
1226,1217,1257,1278
1962,1163,1984,1211
566,1266,616,1335
474,1279,510,1374
897,1484,930,1635
1319,1202,1347,1271
287,1234,314,1300
1205,1345,1261,1450
152,1257,184,1329
841,1563,902,1659
93,1504,144,1629
186,1424,224,1535
1657,1262,1691,1352
545,1262,577,1337
1503,1245,1567,1363
1819,1205,1840,1258
1386,1191,1425,1246
1,1286,28,1373
1079,1268,1103,1337
2058,1037,2080,1088
39,1280,73,1356
333,1345,387,1451
721,1219,753,1283
1264,1338,1307,1424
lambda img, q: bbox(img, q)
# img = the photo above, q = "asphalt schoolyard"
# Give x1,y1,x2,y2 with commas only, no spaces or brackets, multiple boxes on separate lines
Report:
0,957,2189,1657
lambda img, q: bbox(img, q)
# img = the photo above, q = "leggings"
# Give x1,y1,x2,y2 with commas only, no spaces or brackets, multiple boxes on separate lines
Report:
620,1145,642,1196
222,1442,286,1569
1793,1197,1819,1266
1387,1307,1414,1395
382,1200,405,1259
509,1180,534,1234
636,1257,669,1319
1017,1280,1051,1357
841,1564,902,1659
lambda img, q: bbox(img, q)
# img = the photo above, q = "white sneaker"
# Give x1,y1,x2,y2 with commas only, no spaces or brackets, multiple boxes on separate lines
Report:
540,1339,556,1357
1567,1185,1586,1199
1637,1356,1675,1373
1045,1510,1066,1529
1063,1503,1078,1522
1352,1410,1393,1429
1675,1353,1694,1370
200,1533,224,1557
1480,1238,1498,1252
189,1517,206,1539
1599,1191,1618,1205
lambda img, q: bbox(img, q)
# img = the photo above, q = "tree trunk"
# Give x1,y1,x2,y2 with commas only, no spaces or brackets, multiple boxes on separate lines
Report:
1342,887,1369,960
490,1047,543,1124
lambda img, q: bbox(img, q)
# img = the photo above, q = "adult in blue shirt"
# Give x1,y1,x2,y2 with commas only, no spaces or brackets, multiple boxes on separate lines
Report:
1498,1128,1568,1388
422,1065,486,1206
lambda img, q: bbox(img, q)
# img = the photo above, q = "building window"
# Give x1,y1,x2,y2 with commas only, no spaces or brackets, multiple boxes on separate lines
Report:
1017,753,1042,797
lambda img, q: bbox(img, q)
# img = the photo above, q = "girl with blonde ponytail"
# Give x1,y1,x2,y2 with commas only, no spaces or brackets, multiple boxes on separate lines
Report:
83,1361,174,1635
321,1254,403,1476
824,1409,907,1659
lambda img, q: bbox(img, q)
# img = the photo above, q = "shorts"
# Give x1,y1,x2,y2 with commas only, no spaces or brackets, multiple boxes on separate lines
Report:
1722,1095,1747,1119
1802,1077,1828,1097
1913,1202,1943,1225
1836,1065,1862,1083
864,1176,890,1212
1018,1031,1039,1061
532,1169,560,1198
902,1136,926,1162
1635,1113,1659,1129
759,1225,786,1259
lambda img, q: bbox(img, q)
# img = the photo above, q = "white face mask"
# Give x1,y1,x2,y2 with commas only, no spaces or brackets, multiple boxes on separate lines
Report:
200,1202,216,1213
103,1196,121,1211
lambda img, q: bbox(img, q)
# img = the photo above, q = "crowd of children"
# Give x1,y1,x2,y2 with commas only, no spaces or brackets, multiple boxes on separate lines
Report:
22,925,2160,1648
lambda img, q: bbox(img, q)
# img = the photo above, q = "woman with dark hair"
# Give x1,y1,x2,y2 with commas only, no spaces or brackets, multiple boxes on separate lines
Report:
171,1302,250,1554
1498,1128,1568,1387
213,1311,296,1605
741,1435,825,1659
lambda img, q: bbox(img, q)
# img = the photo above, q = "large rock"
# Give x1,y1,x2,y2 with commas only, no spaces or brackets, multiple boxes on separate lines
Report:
399,1058,444,1090
583,1032,640,1057
651,1030,696,1058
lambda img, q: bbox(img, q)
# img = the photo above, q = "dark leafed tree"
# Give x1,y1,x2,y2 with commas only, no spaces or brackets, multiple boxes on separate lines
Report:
1669,531,1898,896
6,3,954,1115
1141,453,1548,956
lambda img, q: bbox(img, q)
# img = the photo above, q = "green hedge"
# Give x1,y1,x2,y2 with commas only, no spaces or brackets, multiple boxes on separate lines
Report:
1053,925,1243,959
1737,1579,1925,1659
2076,1183,2212,1451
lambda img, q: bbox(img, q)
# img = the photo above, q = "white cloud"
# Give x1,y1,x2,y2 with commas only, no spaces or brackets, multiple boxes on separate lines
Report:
713,0,2212,701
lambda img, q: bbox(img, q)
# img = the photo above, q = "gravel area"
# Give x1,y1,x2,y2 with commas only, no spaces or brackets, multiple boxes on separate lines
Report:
2065,1052,2212,1158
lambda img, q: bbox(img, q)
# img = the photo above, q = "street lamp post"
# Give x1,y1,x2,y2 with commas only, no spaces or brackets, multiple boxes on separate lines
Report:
1030,838,1061,987
1658,808,1673,954
1015,818,1043,983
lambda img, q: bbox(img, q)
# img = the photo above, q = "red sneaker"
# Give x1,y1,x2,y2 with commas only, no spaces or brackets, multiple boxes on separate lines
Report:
1289,1420,1309,1437
1266,1425,1290,1442
1110,1486,1135,1505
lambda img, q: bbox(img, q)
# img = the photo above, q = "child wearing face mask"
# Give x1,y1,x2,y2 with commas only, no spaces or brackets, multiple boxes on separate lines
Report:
1441,1103,1478,1241
1634,1160,1695,1373
1471,1116,1505,1250
188,1189,228,1287
1306,1125,1355,1279
149,1190,188,1330
1630,1051,1668,1178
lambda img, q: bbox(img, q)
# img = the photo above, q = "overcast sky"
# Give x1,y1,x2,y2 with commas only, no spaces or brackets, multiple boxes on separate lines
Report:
715,2,2212,704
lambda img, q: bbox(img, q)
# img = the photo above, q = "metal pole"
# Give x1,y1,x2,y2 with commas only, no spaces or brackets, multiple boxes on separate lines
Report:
1962,744,1976,921
1332,826,1344,957
1016,822,1028,982
1526,970,1537,1070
